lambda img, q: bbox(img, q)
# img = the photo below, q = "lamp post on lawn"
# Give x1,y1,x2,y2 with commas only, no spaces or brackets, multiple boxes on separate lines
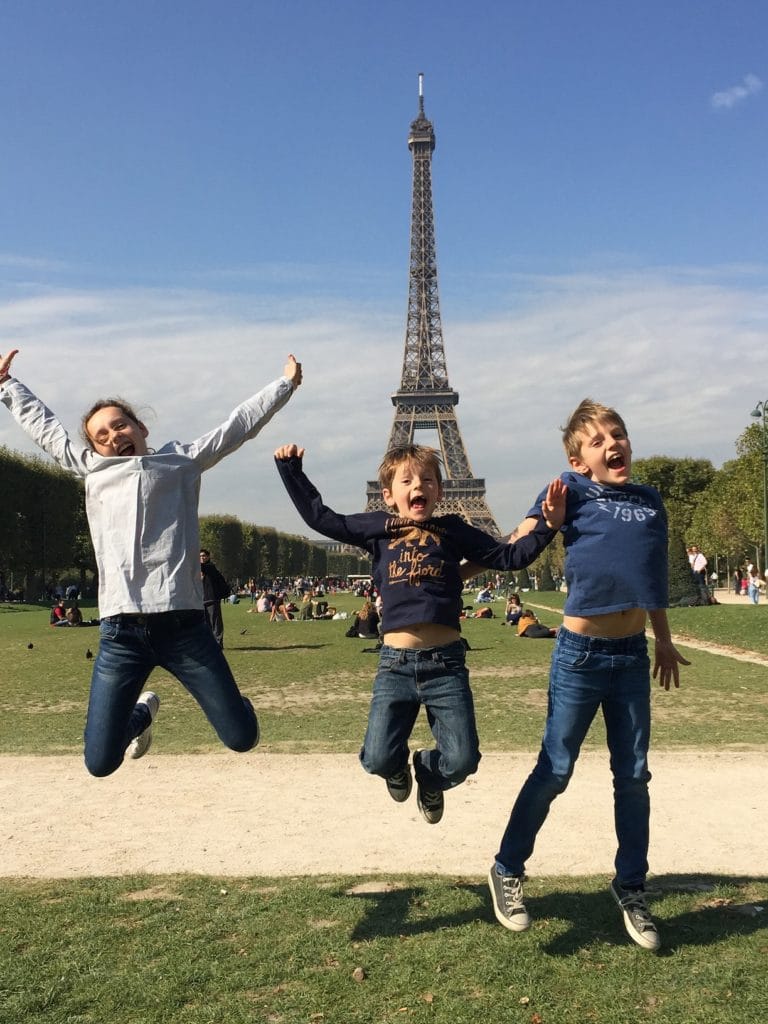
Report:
749,399,768,574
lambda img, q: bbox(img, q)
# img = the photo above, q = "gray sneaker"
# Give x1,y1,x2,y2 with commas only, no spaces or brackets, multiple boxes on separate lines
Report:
611,880,661,951
386,764,413,803
128,691,160,760
488,866,531,932
416,781,444,824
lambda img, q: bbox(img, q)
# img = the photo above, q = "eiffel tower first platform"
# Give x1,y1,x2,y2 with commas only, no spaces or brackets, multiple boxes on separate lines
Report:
365,75,500,536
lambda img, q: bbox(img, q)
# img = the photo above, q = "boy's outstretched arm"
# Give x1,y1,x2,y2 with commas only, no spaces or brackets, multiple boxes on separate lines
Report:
648,609,690,691
273,443,373,551
459,478,567,581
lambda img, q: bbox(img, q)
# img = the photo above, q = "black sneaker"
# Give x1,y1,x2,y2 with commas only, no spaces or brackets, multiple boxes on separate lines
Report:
487,866,531,932
416,781,444,824
610,880,661,951
385,764,413,803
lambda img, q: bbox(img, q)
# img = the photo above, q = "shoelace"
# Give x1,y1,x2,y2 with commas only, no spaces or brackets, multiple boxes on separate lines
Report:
618,891,655,929
501,876,524,907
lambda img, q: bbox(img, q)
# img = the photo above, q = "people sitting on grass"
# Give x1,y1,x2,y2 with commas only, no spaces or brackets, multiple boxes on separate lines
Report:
346,599,380,638
503,593,523,625
516,609,557,638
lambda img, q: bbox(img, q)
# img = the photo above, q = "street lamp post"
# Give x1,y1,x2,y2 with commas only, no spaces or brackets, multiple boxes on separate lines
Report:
749,399,768,573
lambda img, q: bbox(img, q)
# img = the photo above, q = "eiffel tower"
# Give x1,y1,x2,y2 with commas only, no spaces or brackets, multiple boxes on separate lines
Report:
365,75,500,536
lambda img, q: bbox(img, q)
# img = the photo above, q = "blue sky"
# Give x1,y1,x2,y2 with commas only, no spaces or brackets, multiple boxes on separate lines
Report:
1,1,766,539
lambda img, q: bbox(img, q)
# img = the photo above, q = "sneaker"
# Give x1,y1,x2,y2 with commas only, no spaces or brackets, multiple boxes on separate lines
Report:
416,781,444,824
487,866,531,932
386,764,413,803
128,691,160,760
610,880,661,951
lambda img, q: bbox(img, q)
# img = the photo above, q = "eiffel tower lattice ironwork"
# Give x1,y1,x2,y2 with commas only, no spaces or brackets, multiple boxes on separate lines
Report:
365,75,500,536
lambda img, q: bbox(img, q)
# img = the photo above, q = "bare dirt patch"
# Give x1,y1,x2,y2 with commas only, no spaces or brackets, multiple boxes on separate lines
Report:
1,751,765,880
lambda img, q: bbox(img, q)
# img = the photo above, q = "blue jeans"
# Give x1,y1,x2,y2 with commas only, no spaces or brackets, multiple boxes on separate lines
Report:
359,641,480,791
496,627,651,889
84,611,258,777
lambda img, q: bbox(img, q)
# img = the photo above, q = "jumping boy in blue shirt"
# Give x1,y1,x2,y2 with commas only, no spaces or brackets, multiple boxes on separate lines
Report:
275,442,566,825
487,399,689,951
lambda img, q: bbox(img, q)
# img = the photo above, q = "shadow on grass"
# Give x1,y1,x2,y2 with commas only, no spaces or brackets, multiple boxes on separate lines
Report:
235,643,330,652
346,874,768,955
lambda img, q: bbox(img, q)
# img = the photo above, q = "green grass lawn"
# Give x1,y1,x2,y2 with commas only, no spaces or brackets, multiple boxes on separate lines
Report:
2,593,767,755
2,874,766,1024
1,595,766,1024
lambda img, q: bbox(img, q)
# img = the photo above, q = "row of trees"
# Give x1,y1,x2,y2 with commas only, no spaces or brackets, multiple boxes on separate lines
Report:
633,421,766,581
0,446,92,597
197,514,371,584
0,447,370,599
2,421,765,601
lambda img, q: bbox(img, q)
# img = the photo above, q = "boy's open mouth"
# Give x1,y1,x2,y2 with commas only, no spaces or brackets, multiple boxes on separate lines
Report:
410,496,427,512
607,453,625,470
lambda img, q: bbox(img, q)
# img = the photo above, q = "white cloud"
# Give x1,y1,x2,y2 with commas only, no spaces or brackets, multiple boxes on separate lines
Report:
1,267,767,541
711,73,763,110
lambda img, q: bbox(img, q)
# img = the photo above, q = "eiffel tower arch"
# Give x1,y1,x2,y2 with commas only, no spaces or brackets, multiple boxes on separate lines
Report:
365,75,500,536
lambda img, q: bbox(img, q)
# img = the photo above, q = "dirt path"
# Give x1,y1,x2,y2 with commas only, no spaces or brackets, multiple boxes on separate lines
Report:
1,750,765,879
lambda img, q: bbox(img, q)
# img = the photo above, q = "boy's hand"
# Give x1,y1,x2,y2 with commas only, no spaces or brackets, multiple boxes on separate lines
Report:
274,443,305,462
0,348,19,382
541,478,567,530
284,355,302,388
652,639,690,691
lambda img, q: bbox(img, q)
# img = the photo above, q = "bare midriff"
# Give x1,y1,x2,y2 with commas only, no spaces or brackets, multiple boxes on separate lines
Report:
562,608,647,638
383,623,462,649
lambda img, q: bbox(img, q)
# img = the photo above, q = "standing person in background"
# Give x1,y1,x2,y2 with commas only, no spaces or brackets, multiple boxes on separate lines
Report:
200,549,230,648
747,566,764,605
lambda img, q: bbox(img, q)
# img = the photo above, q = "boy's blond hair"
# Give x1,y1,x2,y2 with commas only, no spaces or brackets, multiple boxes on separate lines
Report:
561,398,629,461
377,444,443,493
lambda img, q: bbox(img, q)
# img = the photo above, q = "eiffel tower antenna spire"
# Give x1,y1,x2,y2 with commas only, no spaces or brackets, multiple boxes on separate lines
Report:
365,75,500,535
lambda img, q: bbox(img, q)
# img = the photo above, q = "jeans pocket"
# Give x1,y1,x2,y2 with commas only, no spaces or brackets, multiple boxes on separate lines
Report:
560,648,590,669
435,652,467,676
377,651,400,671
98,618,121,642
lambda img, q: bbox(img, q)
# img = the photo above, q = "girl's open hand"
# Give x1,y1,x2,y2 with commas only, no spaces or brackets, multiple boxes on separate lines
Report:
0,348,19,381
284,355,302,388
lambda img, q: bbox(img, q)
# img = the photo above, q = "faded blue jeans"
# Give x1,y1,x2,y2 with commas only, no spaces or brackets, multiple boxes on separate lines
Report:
360,641,481,791
84,610,258,777
496,626,652,889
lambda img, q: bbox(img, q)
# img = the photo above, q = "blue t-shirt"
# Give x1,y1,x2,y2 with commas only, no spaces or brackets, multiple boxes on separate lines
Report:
277,455,556,633
527,471,668,616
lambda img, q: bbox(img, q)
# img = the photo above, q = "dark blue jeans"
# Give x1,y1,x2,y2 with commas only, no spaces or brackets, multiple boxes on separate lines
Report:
84,611,258,777
359,641,481,791
496,627,652,888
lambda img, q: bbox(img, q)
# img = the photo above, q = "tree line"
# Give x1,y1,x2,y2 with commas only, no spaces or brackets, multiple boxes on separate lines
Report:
0,446,370,599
